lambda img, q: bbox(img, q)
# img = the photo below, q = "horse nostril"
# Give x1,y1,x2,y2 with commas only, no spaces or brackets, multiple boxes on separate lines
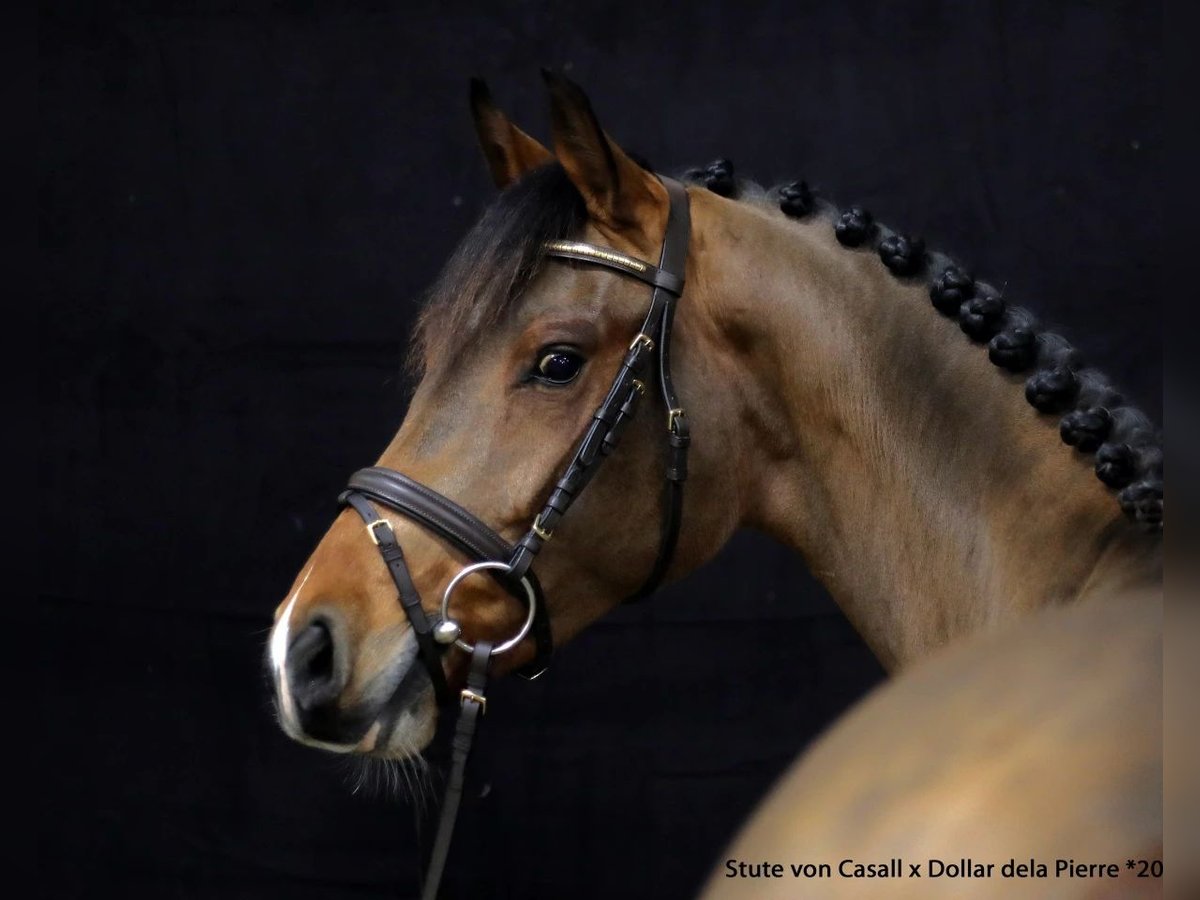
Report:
287,619,344,712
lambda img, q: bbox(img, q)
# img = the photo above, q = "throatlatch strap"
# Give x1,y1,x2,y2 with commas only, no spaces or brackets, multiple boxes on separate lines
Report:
630,176,691,599
421,641,492,900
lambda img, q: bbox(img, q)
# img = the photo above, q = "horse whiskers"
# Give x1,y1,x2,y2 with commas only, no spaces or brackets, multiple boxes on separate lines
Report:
343,749,434,810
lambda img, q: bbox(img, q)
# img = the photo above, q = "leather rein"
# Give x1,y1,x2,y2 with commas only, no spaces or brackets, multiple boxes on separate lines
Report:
338,175,691,899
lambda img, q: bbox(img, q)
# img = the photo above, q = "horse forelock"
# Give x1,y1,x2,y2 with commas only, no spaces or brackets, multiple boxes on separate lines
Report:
411,163,586,377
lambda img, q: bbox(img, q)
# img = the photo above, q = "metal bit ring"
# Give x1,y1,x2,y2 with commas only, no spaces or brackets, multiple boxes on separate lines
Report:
438,561,537,656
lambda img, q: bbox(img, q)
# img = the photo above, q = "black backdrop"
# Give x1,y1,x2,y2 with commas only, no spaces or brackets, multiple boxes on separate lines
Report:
39,2,1162,898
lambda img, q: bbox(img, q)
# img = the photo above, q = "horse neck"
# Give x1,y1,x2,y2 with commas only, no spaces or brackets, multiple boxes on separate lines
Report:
686,191,1160,670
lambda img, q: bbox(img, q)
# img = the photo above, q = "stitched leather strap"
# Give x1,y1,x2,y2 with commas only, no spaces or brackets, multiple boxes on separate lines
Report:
634,177,691,598
346,468,511,561
420,641,491,900
342,492,453,706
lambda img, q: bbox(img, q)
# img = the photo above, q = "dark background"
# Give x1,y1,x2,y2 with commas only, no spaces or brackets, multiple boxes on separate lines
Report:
39,2,1161,898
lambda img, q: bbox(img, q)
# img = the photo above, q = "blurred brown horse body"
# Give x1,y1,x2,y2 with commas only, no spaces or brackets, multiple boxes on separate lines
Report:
702,587,1164,900
267,75,1162,890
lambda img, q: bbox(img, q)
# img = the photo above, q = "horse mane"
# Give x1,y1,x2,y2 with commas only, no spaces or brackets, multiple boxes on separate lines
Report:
681,160,1163,533
411,158,1162,531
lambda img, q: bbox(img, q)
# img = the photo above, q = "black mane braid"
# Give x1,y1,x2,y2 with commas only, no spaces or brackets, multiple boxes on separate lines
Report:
683,158,1162,531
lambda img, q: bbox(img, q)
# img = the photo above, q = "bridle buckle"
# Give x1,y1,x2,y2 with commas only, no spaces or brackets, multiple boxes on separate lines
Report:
629,332,655,352
366,518,392,545
668,407,686,431
460,688,487,714
531,513,554,541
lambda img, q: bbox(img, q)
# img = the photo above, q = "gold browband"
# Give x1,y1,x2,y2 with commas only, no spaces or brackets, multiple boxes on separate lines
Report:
542,238,684,295
542,240,649,274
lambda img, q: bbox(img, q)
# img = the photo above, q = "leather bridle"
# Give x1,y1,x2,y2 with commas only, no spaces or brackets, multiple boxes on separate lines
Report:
337,175,691,898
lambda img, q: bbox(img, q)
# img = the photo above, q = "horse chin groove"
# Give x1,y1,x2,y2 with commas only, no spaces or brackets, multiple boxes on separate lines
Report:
363,662,439,759
365,704,437,760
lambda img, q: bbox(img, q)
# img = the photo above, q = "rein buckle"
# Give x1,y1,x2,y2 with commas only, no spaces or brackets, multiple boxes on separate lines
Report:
460,688,487,714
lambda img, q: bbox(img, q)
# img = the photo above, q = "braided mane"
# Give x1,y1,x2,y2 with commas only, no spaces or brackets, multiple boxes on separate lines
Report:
415,158,1162,532
682,160,1164,532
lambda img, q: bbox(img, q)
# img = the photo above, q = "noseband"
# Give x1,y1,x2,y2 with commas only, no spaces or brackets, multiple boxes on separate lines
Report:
337,175,691,898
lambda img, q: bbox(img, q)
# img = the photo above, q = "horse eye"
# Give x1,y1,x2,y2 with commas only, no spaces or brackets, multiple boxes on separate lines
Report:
534,348,584,385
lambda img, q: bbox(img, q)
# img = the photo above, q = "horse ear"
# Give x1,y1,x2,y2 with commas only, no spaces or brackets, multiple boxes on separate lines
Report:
542,70,668,243
469,78,553,189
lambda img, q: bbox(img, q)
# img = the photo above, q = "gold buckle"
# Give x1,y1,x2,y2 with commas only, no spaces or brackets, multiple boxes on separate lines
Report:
366,519,392,545
532,513,553,542
668,407,685,430
629,333,655,352
631,378,646,396
460,688,487,714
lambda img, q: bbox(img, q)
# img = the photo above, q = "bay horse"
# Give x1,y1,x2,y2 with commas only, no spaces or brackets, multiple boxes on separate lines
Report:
267,72,1162,894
